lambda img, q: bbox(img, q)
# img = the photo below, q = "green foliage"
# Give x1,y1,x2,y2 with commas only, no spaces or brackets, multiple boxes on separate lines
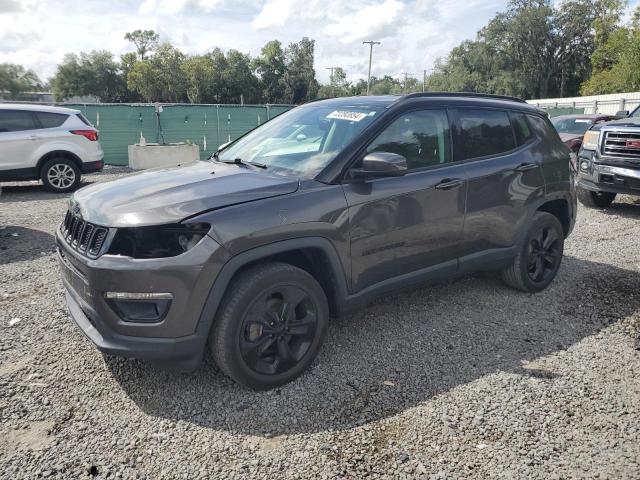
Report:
0,63,42,98
581,12,640,95
282,38,319,104
124,29,159,61
127,43,187,102
424,0,625,99
253,40,286,103
51,51,127,102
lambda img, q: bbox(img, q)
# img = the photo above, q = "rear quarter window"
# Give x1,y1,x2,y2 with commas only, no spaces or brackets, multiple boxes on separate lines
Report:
0,110,38,132
512,112,534,145
457,109,516,159
76,113,93,126
527,114,562,142
35,112,69,128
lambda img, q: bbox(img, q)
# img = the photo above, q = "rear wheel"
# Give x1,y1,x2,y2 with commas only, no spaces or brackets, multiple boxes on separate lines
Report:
41,158,81,193
577,188,616,208
501,212,564,293
210,262,329,390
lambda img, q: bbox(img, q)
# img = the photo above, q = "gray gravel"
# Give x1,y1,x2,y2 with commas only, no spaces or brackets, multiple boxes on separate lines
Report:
1,170,639,479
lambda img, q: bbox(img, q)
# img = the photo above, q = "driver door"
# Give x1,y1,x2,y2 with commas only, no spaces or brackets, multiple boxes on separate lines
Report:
342,109,467,293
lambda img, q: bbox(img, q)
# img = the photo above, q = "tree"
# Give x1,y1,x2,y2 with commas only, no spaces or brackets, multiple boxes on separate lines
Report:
581,7,640,95
253,40,286,103
127,43,187,102
282,38,319,104
181,55,215,103
0,63,42,98
425,0,622,99
124,29,159,61
51,51,127,102
224,49,261,103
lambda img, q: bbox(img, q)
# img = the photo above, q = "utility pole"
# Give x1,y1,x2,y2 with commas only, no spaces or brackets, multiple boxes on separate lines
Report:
423,69,427,93
363,41,381,96
326,67,335,97
401,72,414,93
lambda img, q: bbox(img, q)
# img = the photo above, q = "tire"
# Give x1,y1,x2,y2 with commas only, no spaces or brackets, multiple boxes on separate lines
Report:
210,262,329,390
501,212,564,293
41,158,81,193
577,187,616,208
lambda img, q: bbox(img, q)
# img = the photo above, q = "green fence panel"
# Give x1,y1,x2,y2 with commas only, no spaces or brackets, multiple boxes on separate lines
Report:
65,104,293,166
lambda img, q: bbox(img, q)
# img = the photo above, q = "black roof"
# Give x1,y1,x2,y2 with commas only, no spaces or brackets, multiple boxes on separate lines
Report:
308,92,538,112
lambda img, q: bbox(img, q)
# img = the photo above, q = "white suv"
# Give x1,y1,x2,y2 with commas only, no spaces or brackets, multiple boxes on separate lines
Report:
0,104,104,193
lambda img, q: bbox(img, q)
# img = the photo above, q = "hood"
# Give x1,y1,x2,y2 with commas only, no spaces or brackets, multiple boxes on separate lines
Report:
559,133,583,143
592,117,640,130
72,161,299,227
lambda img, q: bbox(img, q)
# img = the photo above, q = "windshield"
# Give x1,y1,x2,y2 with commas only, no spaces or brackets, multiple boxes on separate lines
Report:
551,117,593,135
217,104,382,178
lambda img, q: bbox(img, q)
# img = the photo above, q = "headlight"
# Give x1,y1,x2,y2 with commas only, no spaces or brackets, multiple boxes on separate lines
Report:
582,130,601,151
108,223,210,259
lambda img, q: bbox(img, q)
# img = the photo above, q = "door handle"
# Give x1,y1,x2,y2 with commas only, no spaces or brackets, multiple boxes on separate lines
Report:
435,178,463,190
516,162,538,172
28,135,42,141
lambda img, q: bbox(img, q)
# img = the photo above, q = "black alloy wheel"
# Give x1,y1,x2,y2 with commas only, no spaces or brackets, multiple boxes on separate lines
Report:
525,225,561,284
501,212,564,292
211,262,329,390
240,285,318,376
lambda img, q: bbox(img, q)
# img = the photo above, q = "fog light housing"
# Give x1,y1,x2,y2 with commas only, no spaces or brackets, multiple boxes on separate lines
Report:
104,292,173,323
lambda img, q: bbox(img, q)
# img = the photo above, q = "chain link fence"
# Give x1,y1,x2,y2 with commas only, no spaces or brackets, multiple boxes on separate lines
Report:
527,92,640,117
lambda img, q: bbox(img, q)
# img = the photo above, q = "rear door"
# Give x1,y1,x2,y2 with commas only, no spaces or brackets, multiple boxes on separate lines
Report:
454,108,545,261
343,108,467,292
0,110,40,171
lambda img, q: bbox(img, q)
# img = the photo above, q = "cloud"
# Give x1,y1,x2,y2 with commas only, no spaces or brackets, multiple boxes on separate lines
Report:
251,0,298,29
139,0,224,15
0,0,21,13
323,0,405,43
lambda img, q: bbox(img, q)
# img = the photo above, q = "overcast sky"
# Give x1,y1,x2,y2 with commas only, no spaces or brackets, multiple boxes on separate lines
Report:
1,0,639,85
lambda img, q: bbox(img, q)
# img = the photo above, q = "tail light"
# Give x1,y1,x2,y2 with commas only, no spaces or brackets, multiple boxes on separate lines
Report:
70,130,99,141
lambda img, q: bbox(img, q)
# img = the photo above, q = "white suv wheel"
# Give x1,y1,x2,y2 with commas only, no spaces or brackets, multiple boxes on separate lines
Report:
47,163,76,189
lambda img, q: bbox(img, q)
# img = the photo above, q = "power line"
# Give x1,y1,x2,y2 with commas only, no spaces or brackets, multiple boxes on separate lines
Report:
362,41,381,96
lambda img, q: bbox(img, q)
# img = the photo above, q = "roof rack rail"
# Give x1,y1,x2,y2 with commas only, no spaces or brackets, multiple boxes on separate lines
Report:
401,92,528,104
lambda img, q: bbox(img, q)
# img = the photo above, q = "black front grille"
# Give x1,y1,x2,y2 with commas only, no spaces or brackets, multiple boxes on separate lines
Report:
60,209,109,257
603,131,640,159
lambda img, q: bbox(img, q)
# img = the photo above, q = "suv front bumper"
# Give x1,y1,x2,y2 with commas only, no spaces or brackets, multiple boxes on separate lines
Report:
57,228,230,370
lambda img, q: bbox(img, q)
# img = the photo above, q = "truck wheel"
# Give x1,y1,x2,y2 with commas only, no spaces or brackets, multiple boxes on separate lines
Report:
210,262,329,390
41,158,81,193
501,212,564,293
577,188,616,208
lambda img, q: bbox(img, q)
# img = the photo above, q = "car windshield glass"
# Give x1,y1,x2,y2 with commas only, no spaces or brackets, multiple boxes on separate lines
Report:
551,117,593,135
217,105,382,178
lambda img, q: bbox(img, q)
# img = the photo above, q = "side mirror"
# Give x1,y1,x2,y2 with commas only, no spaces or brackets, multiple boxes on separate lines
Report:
296,133,307,142
616,110,629,118
350,152,408,180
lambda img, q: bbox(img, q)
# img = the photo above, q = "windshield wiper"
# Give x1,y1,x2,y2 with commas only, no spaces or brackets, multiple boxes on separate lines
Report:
220,158,267,169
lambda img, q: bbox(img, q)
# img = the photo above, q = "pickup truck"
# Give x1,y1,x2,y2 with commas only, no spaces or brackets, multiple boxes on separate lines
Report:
577,106,640,207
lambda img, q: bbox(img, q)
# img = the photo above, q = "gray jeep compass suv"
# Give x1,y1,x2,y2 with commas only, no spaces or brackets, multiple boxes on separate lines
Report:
57,93,576,390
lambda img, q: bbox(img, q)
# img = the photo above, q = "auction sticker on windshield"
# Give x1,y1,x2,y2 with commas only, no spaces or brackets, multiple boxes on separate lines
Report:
327,111,370,122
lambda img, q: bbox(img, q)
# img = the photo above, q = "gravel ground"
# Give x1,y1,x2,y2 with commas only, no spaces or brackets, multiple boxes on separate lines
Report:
1,169,639,479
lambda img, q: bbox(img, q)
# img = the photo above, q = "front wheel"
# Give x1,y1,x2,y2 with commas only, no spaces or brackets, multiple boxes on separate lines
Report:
501,212,564,293
210,262,329,390
41,158,81,193
577,188,616,208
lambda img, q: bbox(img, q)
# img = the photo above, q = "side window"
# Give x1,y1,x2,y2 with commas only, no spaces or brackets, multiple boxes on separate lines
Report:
527,114,561,142
512,112,533,145
0,110,37,133
35,112,68,128
457,109,515,159
366,110,451,170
